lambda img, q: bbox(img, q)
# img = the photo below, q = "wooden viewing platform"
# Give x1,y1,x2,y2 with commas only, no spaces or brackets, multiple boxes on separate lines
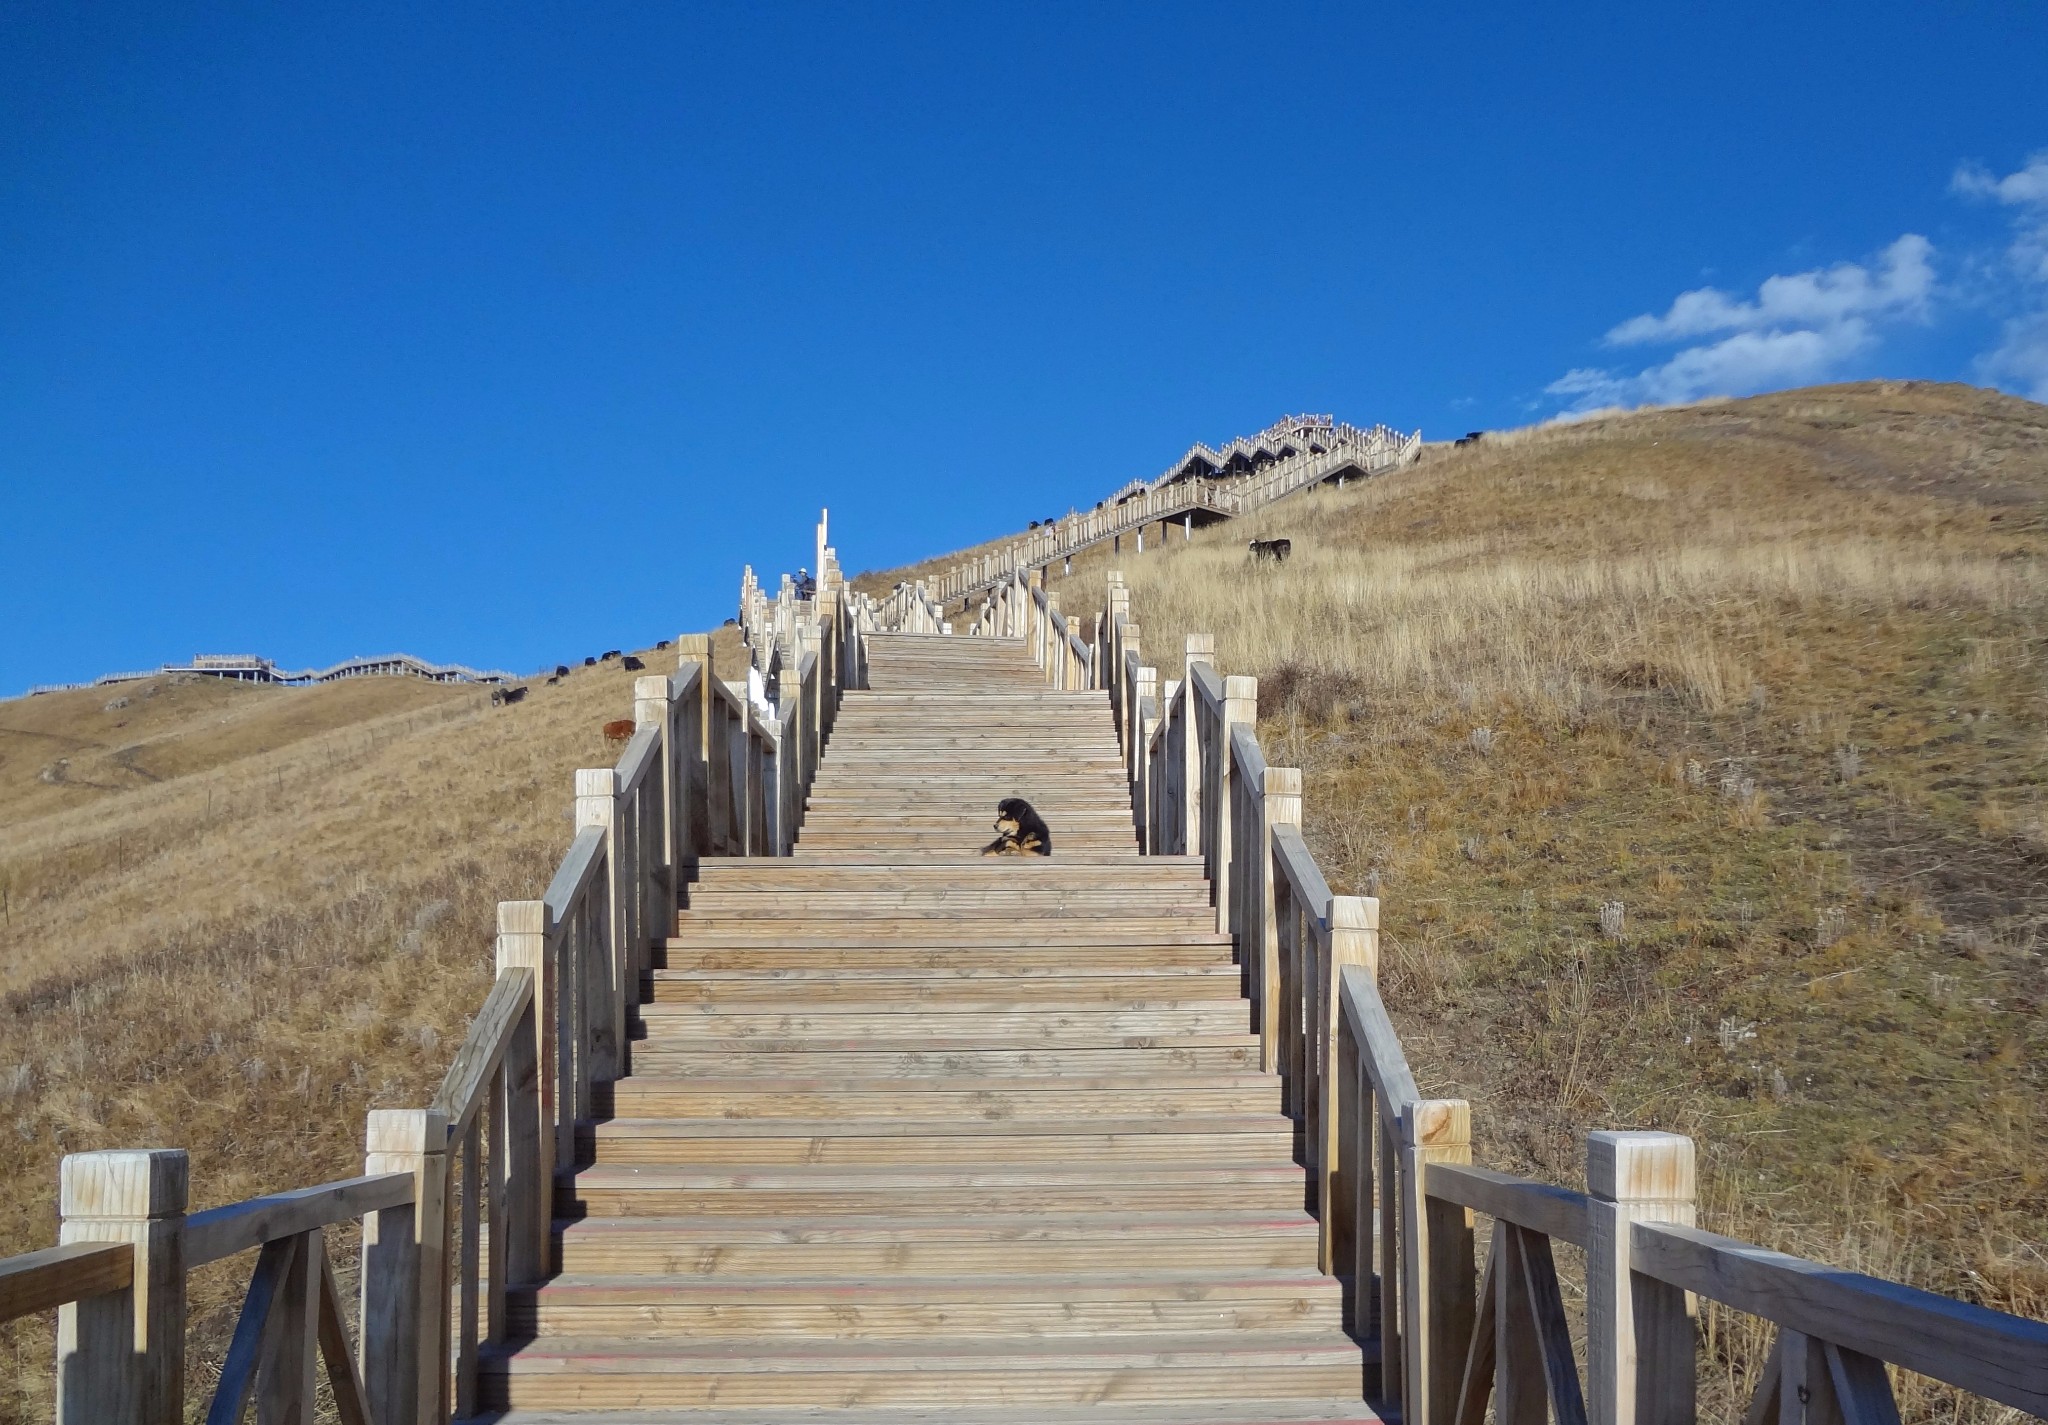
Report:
2,515,2043,1425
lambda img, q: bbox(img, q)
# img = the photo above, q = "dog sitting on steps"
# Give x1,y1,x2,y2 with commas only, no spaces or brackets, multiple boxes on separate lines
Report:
980,797,1051,856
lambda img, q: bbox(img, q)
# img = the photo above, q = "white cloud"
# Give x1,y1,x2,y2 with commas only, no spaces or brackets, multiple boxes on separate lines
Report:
1602,236,1934,346
1546,236,1933,413
1954,151,2048,399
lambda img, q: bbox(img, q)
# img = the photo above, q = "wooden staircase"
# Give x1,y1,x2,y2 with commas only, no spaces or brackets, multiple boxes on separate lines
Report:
475,633,1373,1423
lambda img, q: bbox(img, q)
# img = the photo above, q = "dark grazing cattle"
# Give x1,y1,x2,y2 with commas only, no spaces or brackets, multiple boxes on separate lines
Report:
491,686,528,706
583,656,597,667
655,639,671,650
621,655,645,671
545,676,559,686
1029,520,1041,530
555,664,570,678
601,649,621,661
1248,537,1293,563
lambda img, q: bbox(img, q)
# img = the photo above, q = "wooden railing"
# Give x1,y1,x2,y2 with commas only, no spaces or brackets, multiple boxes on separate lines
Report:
1083,566,2048,1425
925,418,1423,606
2,515,866,1424
971,568,1094,689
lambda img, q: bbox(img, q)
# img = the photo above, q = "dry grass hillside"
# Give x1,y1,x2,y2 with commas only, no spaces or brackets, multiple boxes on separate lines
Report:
1045,381,2046,1420
0,634,741,1422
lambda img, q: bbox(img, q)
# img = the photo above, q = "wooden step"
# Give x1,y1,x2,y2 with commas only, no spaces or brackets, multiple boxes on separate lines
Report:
641,968,1244,1004
551,1211,1325,1277
509,1270,1343,1338
623,1045,1264,1077
478,1334,1366,1409
564,1163,1310,1218
632,1006,1254,1037
579,1118,1297,1166
599,1071,1278,1113
656,948,1232,972
462,1402,1379,1425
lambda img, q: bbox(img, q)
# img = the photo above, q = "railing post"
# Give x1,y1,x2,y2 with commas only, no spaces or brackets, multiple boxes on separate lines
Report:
1120,625,1143,795
1183,635,1212,855
635,673,679,879
1400,1099,1474,1425
362,1108,450,1425
1044,592,1064,686
1321,893,1376,1272
1134,665,1158,848
773,665,798,854
56,1148,186,1425
1259,767,1301,1068
1215,676,1257,938
674,635,715,857
576,768,626,1081
723,682,753,853
495,900,553,1285
1587,1131,1698,1425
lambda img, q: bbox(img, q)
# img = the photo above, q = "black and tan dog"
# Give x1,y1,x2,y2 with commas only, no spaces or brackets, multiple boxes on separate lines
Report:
980,797,1051,856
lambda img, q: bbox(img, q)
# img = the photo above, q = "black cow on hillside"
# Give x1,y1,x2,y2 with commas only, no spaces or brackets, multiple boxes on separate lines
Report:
1248,537,1292,563
622,655,645,671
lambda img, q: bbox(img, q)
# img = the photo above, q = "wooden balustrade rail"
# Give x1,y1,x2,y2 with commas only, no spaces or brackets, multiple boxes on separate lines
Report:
1065,565,2048,1425
4,512,871,1425
929,421,1422,609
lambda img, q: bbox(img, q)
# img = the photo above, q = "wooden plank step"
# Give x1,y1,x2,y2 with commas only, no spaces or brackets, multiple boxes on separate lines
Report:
600,1070,1277,1101
669,921,1210,939
681,887,1200,904
632,1008,1254,1036
623,1046,1264,1076
656,949,1232,972
593,1081,1269,1121
692,857,1205,872
641,969,1244,1003
460,1401,1379,1425
508,1270,1343,1338
628,1031,1262,1054
550,1211,1325,1277
564,1163,1310,1217
640,982,1244,1008
478,1334,1366,1408
661,934,1228,951
578,1119,1297,1166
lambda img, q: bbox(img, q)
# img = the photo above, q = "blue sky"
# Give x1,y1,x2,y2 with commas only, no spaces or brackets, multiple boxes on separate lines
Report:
4,4,2045,693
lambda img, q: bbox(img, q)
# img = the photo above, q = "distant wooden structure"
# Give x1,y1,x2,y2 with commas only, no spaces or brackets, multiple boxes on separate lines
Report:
895,415,1423,617
2,513,2043,1424
26,650,516,697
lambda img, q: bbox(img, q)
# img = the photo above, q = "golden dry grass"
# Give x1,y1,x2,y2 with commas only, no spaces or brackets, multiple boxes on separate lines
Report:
1045,381,2046,1422
0,632,744,1423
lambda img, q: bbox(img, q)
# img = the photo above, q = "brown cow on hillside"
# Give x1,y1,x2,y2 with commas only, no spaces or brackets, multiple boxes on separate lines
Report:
602,719,635,745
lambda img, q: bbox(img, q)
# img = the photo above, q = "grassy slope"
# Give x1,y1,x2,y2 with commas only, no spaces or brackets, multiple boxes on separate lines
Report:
1045,382,2046,1417
0,633,744,1421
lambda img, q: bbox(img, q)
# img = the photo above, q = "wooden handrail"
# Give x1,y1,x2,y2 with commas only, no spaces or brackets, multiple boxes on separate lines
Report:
187,1174,414,1268
1426,1162,1590,1248
1338,962,1422,1115
0,1242,131,1324
429,969,535,1139
1631,1221,2048,1416
541,825,606,920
